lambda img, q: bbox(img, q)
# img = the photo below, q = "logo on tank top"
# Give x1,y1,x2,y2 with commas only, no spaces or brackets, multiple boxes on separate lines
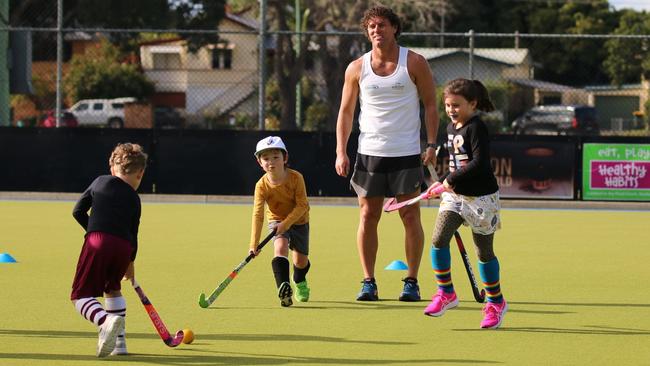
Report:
365,84,379,90
391,82,405,90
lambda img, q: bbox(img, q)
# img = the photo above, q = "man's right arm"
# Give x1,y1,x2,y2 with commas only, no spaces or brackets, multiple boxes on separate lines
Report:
335,59,361,177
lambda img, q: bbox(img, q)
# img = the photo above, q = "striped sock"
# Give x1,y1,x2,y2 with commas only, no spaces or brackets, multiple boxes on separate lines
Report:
74,297,108,326
478,257,503,303
431,246,454,293
105,296,126,339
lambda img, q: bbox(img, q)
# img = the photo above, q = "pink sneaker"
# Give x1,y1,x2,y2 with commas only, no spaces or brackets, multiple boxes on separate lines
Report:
480,300,508,329
423,289,459,317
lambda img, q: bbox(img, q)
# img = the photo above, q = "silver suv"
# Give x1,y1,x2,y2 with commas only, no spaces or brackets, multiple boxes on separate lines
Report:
68,97,135,128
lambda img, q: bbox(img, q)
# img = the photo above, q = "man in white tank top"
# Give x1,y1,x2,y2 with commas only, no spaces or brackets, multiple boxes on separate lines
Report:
335,6,439,302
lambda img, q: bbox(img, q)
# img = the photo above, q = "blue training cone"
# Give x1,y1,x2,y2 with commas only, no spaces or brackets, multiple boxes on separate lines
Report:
0,253,17,263
385,260,408,270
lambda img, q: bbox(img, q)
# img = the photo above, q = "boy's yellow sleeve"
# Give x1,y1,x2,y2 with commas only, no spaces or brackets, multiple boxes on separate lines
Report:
281,172,310,228
250,180,265,248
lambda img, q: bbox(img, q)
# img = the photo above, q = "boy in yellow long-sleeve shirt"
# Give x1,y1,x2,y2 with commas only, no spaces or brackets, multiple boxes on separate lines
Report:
250,136,311,307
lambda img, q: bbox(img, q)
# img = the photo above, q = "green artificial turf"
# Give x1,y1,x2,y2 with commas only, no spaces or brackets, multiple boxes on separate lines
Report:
1,200,649,365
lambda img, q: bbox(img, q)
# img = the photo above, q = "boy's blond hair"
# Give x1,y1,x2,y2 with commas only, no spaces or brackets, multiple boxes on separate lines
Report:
109,143,148,175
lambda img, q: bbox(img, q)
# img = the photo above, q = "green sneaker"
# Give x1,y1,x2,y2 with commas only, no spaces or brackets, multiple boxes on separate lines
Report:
294,280,310,302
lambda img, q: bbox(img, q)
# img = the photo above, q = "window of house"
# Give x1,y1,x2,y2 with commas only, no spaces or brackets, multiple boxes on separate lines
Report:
542,96,561,105
153,53,182,69
211,44,233,69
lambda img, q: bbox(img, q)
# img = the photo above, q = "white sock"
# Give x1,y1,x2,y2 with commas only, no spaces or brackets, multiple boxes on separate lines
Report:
105,296,126,337
74,297,108,326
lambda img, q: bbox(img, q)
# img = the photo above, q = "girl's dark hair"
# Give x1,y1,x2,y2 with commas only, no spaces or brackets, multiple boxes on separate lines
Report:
443,78,495,112
360,6,402,39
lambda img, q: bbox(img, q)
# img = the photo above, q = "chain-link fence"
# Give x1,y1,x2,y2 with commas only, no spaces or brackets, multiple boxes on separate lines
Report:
4,6,650,136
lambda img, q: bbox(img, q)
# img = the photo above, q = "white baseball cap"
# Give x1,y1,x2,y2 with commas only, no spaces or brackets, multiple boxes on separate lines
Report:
254,136,288,157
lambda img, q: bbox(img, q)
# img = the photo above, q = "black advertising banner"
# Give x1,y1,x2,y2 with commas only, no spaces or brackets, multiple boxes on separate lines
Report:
434,141,576,199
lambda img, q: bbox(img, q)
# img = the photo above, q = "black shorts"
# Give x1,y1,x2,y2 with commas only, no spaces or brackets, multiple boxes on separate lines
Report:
350,153,424,198
268,222,310,255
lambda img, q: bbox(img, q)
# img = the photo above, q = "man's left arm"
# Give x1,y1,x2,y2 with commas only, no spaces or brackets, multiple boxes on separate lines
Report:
409,51,439,166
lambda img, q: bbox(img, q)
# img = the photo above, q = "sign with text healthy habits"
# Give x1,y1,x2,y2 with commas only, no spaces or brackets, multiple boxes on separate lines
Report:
583,143,650,201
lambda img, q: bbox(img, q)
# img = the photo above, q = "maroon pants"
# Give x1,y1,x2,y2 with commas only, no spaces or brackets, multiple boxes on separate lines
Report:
70,232,133,300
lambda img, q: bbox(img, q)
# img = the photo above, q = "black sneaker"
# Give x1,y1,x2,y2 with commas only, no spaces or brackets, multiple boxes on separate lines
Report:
278,282,293,307
399,277,421,301
356,278,379,301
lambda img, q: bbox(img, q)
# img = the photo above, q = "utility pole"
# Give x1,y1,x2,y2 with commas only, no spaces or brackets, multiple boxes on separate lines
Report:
0,0,9,126
440,0,445,48
468,29,474,79
55,0,63,127
295,0,301,128
258,0,267,130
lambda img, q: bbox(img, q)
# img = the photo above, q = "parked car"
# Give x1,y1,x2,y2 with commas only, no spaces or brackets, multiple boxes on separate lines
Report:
511,105,600,136
39,110,79,128
68,97,135,128
154,107,185,129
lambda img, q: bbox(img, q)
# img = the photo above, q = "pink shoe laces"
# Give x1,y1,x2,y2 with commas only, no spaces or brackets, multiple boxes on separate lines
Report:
482,301,506,325
436,290,455,306
425,289,456,313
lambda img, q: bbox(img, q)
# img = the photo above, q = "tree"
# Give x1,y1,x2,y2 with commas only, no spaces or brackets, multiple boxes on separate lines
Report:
64,41,154,101
263,0,313,130
227,0,258,13
306,1,368,131
10,0,227,56
604,10,650,85
10,0,173,57
527,1,617,86
170,0,227,53
445,0,618,86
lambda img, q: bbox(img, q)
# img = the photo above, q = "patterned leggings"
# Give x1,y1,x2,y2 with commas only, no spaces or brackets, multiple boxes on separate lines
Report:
431,210,495,262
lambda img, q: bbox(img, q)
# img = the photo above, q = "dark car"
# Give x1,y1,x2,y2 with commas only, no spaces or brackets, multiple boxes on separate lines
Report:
511,105,599,136
154,107,185,129
39,110,79,128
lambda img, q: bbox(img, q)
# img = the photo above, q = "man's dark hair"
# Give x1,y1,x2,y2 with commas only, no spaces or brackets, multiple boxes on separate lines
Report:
360,6,402,39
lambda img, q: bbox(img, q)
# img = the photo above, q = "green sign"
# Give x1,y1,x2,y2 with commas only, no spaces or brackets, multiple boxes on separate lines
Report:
582,143,650,201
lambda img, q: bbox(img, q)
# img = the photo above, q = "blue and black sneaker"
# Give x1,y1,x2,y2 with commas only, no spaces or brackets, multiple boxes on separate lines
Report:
399,277,421,302
356,278,379,301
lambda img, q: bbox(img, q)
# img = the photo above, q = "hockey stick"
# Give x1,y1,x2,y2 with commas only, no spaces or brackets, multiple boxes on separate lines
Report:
382,185,446,212
453,231,486,303
383,158,447,213
383,190,431,212
383,149,445,213
198,229,277,308
133,281,184,347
